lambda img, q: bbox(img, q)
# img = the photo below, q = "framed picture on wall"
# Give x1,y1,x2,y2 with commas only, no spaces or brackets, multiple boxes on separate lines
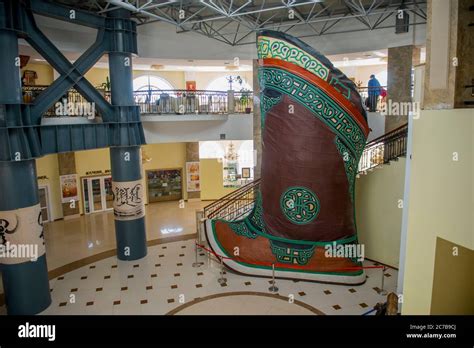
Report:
186,161,200,192
241,167,251,179
59,174,78,203
186,81,196,91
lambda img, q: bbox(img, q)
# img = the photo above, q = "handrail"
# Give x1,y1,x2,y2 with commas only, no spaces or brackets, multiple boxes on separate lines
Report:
358,123,408,173
204,178,260,220
365,123,408,147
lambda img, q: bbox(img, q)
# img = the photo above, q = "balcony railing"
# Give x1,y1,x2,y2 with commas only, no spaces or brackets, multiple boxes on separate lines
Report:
22,85,253,117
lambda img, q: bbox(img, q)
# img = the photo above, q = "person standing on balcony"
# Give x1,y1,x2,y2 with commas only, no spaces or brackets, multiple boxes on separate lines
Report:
367,74,381,112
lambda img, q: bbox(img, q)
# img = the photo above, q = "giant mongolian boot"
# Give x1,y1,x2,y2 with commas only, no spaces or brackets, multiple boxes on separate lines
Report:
205,30,370,284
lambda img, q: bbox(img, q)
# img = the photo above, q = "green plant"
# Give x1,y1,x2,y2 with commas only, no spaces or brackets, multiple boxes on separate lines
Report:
239,87,251,104
99,76,111,92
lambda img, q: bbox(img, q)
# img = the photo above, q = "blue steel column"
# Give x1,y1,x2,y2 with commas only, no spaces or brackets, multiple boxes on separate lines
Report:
108,9,147,260
0,30,51,314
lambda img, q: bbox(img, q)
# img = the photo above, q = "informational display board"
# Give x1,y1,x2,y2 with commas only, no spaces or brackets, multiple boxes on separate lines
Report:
186,161,200,192
59,174,78,203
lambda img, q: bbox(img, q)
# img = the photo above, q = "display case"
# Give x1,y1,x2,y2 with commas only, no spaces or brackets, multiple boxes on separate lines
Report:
146,168,183,203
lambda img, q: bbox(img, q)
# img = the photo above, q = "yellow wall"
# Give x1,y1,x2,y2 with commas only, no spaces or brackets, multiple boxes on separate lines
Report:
36,154,61,221
20,62,254,92
141,143,187,202
133,70,185,89
402,109,474,314
85,67,110,87
355,158,405,268
21,62,54,85
34,144,234,218
200,158,236,200
83,67,186,90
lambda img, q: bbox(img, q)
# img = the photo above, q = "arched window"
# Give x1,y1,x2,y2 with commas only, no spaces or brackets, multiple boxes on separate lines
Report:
133,75,175,91
206,75,252,92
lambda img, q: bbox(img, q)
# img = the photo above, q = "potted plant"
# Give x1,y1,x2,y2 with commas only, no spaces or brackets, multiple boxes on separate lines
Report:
97,76,111,99
239,88,252,113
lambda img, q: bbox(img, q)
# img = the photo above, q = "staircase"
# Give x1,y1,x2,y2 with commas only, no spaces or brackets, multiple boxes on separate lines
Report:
202,123,409,221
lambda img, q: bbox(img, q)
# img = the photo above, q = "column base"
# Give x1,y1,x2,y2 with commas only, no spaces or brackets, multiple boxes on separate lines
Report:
1,254,51,315
115,217,147,261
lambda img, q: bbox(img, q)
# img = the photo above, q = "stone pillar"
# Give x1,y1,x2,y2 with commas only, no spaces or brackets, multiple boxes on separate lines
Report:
185,142,201,200
108,8,147,261
423,0,473,109
453,0,474,108
385,45,416,132
227,90,235,113
0,30,51,314
252,59,262,179
58,152,80,219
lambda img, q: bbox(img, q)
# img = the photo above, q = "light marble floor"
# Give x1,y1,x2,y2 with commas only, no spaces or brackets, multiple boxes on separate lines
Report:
0,200,398,315
173,295,315,315
44,200,208,269
0,238,397,315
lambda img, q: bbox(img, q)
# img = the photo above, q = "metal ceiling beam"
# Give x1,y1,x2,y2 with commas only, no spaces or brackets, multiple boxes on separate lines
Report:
105,0,426,46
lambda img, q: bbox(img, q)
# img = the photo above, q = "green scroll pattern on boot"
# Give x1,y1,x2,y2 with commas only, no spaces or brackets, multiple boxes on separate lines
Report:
204,30,369,284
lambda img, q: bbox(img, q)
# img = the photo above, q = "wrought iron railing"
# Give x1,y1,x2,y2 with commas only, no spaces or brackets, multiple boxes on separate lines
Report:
22,86,253,116
133,89,229,114
204,178,260,221
358,123,408,173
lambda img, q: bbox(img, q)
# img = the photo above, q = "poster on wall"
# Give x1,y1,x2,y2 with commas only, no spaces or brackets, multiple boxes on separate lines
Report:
186,161,200,192
186,81,196,91
59,174,78,203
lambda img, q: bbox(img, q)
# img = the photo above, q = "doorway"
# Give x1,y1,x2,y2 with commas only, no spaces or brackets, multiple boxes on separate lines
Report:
38,185,51,223
82,175,114,214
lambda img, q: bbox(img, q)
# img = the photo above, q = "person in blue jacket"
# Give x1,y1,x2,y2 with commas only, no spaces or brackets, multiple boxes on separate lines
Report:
367,74,381,112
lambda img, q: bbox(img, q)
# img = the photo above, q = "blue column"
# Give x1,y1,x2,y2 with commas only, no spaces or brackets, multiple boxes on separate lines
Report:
0,161,51,315
0,29,51,314
108,9,147,260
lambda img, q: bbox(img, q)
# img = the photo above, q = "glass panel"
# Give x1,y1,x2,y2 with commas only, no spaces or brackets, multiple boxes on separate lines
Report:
83,178,90,213
104,176,114,209
147,169,182,203
91,178,102,212
41,207,49,222
38,188,47,208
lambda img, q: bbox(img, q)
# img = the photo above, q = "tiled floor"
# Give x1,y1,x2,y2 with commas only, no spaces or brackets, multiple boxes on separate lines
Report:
43,200,208,269
173,295,315,315
0,239,397,315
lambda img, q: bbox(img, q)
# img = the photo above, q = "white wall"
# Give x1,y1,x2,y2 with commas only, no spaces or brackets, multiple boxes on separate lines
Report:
366,112,386,142
143,114,253,144
356,158,406,268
